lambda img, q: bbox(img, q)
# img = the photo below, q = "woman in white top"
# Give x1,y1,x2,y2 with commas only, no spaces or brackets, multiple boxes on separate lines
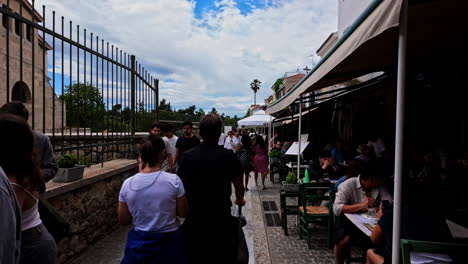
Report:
0,113,57,264
119,134,189,264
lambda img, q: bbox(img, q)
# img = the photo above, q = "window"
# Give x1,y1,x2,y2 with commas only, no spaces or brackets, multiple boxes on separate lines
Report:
12,81,32,103
26,24,32,41
15,18,22,36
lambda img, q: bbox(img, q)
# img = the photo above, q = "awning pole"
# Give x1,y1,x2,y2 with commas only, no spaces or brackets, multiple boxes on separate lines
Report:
392,1,407,264
268,118,272,159
272,122,275,146
297,95,302,180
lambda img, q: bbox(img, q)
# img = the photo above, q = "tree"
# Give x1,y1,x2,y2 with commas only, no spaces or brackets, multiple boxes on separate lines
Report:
272,78,283,99
224,114,241,127
195,108,205,116
111,104,122,116
159,98,172,111
211,108,218,115
250,79,262,105
61,83,105,130
137,101,145,113
244,108,251,117
178,105,196,116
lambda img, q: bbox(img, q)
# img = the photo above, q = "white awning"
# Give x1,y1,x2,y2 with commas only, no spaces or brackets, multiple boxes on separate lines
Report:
267,0,403,114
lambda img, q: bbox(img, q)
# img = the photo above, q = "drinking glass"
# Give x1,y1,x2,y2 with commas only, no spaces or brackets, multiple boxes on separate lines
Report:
367,208,377,219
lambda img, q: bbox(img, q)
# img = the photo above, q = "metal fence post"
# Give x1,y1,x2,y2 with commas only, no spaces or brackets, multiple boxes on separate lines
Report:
155,79,159,121
130,55,136,156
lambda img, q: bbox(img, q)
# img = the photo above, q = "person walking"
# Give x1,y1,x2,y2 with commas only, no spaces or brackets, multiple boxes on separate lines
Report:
0,166,21,264
149,122,174,172
237,135,255,191
0,102,58,190
224,130,239,152
178,114,245,264
0,113,57,264
118,134,189,264
162,123,178,173
253,135,269,190
174,121,201,167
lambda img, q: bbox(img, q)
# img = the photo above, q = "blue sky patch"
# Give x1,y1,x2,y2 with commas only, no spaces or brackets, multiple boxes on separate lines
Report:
193,0,267,19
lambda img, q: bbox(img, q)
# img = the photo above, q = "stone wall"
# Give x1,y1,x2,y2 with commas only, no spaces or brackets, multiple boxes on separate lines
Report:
43,159,138,263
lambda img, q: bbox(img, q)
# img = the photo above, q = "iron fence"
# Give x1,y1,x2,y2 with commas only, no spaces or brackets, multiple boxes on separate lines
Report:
0,0,159,165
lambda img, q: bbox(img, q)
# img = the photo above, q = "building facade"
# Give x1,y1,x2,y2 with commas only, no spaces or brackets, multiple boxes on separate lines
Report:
0,0,64,132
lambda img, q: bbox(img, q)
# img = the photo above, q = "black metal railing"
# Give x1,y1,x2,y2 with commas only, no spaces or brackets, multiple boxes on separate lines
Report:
1,1,159,165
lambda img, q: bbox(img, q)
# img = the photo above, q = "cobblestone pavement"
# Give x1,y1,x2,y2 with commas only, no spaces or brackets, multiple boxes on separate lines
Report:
254,174,336,264
67,225,130,264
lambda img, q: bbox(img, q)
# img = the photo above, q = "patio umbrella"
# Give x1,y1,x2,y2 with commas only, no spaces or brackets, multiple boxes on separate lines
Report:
237,110,274,128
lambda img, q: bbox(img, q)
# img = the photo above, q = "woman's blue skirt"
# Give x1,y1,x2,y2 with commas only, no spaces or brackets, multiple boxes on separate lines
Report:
121,228,187,264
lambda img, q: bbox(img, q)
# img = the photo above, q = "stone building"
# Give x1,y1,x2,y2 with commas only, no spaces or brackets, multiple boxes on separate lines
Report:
0,0,64,132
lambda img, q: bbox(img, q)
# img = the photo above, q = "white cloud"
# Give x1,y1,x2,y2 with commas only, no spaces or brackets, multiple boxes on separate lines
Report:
35,0,337,116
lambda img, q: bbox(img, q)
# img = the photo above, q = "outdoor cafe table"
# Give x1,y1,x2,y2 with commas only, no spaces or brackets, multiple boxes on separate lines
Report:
344,212,378,237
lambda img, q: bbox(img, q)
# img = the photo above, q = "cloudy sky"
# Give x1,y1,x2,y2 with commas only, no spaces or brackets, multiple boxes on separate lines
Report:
36,0,337,117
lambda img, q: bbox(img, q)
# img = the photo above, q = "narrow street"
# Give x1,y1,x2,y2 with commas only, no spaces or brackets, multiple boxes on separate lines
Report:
67,173,336,264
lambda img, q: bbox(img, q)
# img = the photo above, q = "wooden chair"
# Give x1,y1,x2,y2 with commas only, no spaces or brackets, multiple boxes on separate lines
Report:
298,182,335,249
400,239,468,264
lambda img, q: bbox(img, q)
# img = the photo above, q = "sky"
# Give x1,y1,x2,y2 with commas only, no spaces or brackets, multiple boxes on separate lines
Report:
36,0,337,117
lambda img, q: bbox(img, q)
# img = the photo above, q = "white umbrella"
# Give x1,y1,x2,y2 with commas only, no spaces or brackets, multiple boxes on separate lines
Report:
237,110,274,128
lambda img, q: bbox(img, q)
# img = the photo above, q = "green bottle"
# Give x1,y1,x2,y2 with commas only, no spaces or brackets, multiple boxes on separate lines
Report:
304,168,310,183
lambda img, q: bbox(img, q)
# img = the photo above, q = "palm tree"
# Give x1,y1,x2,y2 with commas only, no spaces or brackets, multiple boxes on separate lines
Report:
250,79,262,105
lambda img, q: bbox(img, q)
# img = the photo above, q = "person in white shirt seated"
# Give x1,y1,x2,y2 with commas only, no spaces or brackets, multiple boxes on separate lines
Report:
118,134,189,264
333,161,392,264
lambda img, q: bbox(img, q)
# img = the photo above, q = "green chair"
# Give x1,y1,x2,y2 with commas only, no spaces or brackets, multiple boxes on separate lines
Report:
298,182,335,249
400,239,468,264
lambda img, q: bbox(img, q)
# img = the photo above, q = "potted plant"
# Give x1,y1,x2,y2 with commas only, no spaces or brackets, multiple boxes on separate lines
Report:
52,154,86,182
269,148,282,163
282,171,300,192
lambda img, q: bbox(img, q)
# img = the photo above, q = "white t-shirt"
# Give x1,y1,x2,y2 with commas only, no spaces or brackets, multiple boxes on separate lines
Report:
163,135,178,160
119,171,185,233
218,133,226,146
161,139,172,171
224,136,239,151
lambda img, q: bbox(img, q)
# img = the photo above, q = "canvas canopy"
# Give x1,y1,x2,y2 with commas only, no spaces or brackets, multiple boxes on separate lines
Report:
237,110,273,127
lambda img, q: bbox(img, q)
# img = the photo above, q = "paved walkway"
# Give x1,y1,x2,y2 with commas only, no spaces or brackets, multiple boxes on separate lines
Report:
66,172,336,264
253,176,335,264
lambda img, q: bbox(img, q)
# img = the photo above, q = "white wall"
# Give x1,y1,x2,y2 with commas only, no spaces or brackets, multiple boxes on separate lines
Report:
338,0,374,37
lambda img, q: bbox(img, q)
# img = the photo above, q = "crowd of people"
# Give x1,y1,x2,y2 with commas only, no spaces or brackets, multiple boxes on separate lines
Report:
1,101,460,264
217,128,270,190
296,136,457,264
121,114,246,263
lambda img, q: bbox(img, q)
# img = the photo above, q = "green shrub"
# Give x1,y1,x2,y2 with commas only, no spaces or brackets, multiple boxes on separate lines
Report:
57,154,78,168
268,148,281,159
78,156,92,168
285,172,297,184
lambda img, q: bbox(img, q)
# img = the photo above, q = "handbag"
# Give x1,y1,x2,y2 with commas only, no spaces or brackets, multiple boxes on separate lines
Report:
235,206,249,264
38,196,70,243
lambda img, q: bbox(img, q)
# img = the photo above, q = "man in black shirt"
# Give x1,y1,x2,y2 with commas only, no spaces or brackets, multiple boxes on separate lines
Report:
178,114,245,264
174,121,200,167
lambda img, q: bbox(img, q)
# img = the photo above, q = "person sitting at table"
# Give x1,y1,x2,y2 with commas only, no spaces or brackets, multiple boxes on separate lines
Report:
331,138,346,164
366,185,454,264
355,144,374,161
334,159,362,191
309,150,342,181
333,161,392,264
